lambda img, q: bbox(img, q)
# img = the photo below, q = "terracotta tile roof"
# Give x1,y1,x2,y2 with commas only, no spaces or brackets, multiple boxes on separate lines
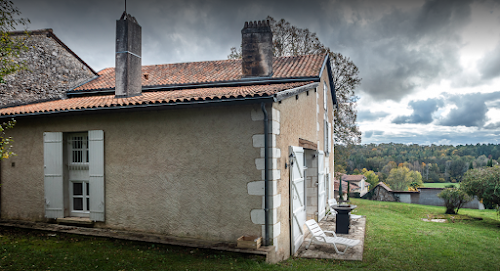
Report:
342,174,367,181
375,182,392,192
73,54,326,92
334,179,353,193
0,82,313,116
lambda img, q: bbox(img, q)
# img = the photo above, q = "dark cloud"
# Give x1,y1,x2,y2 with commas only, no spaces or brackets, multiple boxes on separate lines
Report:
14,0,346,70
357,110,390,122
392,98,443,124
478,41,500,80
484,122,500,130
439,92,500,127
322,0,473,101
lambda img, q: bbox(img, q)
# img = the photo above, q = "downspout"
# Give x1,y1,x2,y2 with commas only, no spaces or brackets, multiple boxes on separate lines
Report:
261,102,270,246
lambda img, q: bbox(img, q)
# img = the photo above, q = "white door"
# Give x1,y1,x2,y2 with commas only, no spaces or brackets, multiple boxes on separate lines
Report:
317,151,326,221
67,133,90,217
290,146,306,255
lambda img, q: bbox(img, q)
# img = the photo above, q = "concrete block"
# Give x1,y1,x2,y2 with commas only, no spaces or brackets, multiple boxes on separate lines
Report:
271,120,280,135
255,158,278,170
262,169,281,180
262,194,281,209
271,107,280,122
261,222,281,239
253,134,276,148
260,148,281,159
253,134,264,148
247,180,278,196
251,209,265,224
251,208,279,225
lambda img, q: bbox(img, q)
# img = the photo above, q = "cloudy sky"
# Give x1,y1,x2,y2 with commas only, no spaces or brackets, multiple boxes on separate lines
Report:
12,0,500,145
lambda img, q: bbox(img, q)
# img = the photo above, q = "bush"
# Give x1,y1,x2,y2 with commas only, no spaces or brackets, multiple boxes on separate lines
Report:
461,166,500,213
438,188,472,214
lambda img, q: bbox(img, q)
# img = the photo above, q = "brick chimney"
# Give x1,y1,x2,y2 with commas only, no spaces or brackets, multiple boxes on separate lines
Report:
115,11,142,98
241,20,273,77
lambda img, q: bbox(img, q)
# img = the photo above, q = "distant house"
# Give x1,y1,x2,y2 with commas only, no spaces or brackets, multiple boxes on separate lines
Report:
333,178,352,200
0,15,338,262
342,174,369,196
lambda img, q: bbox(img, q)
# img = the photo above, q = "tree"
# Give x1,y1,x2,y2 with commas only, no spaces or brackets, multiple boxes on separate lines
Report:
362,168,379,187
228,16,361,147
0,118,15,159
0,0,30,83
461,166,500,213
437,188,472,214
386,166,423,191
386,167,411,191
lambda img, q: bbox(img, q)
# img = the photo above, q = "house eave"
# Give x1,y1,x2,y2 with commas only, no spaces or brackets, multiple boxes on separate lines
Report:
0,95,275,119
274,82,319,102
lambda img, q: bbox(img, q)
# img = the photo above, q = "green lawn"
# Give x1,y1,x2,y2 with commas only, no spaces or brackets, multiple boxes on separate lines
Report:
422,182,459,188
1,199,499,270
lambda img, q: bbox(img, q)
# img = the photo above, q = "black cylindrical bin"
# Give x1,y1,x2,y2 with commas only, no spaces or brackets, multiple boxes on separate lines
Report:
331,205,357,234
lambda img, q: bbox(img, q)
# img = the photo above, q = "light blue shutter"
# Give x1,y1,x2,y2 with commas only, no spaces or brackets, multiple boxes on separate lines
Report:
44,132,64,219
88,130,105,221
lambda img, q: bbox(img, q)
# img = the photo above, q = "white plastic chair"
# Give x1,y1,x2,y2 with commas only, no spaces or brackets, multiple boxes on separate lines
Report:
326,199,338,220
305,219,360,254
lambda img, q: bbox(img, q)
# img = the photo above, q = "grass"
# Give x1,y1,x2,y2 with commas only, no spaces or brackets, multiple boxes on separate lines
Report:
1,200,499,270
422,182,459,188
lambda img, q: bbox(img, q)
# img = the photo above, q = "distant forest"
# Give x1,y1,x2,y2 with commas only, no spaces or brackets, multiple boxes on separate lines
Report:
338,143,500,183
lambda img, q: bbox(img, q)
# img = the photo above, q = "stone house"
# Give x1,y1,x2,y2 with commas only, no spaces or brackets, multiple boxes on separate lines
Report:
0,14,337,262
0,29,97,107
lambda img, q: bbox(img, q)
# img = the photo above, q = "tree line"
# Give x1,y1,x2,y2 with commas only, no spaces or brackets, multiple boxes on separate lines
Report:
336,143,500,183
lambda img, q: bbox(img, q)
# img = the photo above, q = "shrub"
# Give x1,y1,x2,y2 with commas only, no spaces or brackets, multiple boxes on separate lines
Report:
438,188,472,214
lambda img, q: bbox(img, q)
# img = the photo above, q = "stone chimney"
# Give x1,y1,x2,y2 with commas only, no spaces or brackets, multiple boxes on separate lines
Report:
115,11,142,98
241,20,273,77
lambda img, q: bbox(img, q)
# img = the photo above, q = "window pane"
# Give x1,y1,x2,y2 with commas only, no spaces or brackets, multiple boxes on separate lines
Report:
73,182,83,196
86,182,89,196
86,198,90,211
73,198,83,210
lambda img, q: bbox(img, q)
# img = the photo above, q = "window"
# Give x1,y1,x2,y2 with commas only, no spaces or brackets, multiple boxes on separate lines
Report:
43,130,105,221
67,133,90,217
324,120,331,155
69,134,89,164
323,82,328,110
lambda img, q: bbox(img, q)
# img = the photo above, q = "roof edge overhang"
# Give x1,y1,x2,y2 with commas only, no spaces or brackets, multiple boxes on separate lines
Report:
319,54,338,108
67,77,320,97
0,95,275,120
274,82,319,102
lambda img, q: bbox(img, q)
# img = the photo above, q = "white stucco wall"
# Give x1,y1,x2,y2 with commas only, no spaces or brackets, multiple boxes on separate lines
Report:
1,103,264,243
